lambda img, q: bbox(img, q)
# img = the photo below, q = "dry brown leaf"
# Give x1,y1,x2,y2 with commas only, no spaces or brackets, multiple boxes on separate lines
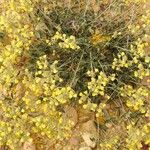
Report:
80,120,97,135
13,83,25,100
79,146,92,150
81,133,96,148
64,106,78,126
22,141,36,150
141,76,150,88
69,137,79,146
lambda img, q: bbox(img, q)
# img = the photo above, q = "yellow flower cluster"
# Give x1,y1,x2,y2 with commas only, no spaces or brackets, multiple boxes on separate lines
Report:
79,92,106,118
79,91,97,111
0,56,76,149
112,52,131,70
32,115,73,140
130,40,148,58
51,31,80,50
79,69,114,118
0,1,77,149
112,42,149,79
120,85,149,113
90,31,111,45
126,123,150,150
82,100,97,111
52,87,77,105
134,62,150,79
0,102,32,149
87,69,115,96
22,55,77,109
0,0,149,149
96,103,106,117
141,10,150,26
0,0,34,89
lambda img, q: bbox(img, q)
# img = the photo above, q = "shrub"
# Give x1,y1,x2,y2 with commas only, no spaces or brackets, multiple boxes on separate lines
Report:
0,0,149,149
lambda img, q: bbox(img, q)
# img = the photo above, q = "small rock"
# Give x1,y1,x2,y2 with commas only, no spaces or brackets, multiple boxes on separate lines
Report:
82,133,96,148
64,106,78,126
22,141,36,150
79,146,91,150
80,120,97,136
69,137,79,146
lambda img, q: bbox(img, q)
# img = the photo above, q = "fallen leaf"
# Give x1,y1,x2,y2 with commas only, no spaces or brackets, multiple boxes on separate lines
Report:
22,141,36,150
69,137,79,146
141,76,150,88
79,146,92,150
64,106,78,126
82,133,96,148
80,120,97,135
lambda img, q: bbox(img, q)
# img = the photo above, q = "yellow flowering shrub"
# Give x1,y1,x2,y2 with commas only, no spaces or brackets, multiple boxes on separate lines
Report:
0,0,149,149
0,1,76,149
126,123,150,150
120,85,149,113
51,31,80,50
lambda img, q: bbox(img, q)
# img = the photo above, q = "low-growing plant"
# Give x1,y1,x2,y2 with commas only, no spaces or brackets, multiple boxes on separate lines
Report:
0,0,149,149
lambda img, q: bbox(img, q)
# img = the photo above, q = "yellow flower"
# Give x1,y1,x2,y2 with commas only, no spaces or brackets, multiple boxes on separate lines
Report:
90,32,111,45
